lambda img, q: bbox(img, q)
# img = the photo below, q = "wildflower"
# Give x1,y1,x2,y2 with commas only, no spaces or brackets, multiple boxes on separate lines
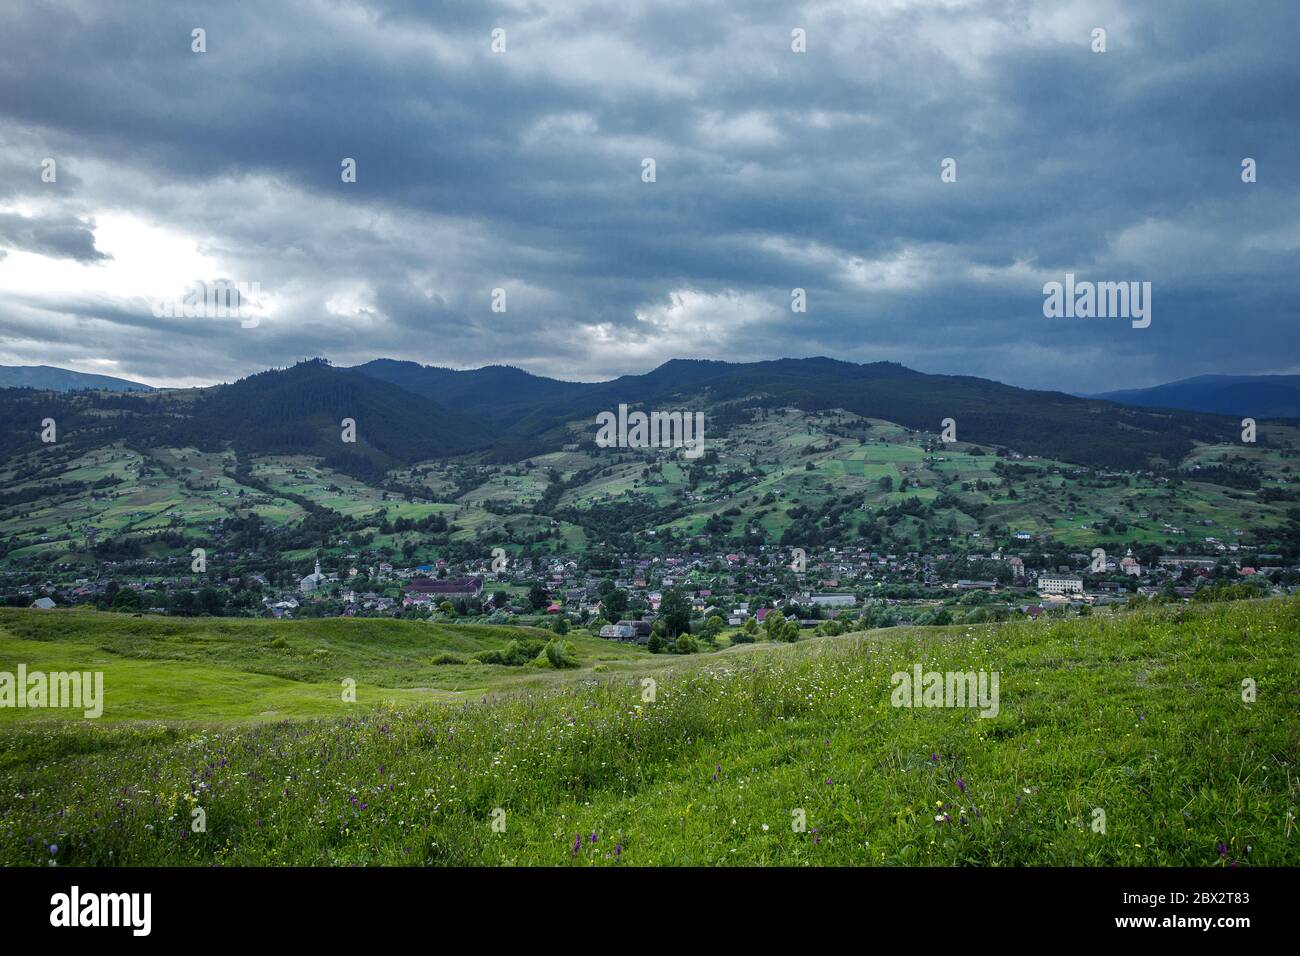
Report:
1216,842,1228,857
956,778,966,793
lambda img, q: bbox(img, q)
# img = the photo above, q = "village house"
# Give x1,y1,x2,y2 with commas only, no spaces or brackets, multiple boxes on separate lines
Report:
599,622,637,640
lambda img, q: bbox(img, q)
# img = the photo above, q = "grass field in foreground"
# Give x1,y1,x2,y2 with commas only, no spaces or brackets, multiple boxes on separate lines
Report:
0,610,651,721
0,597,1296,866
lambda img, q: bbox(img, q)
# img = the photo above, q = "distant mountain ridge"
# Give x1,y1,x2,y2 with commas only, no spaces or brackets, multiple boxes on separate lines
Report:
0,356,1246,477
1091,375,1300,419
0,364,154,392
350,355,1238,470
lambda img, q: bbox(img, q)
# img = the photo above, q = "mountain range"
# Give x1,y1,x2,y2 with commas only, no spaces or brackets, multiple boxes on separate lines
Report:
0,357,1253,478
1091,375,1300,419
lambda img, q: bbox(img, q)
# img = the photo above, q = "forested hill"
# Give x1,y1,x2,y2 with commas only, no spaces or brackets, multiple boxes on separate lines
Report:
0,356,1246,476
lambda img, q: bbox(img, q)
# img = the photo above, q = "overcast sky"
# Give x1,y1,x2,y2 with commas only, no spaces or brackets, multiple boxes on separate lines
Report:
0,0,1296,391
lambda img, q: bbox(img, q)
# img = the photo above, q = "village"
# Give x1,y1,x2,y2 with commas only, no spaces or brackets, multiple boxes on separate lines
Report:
7,536,1292,642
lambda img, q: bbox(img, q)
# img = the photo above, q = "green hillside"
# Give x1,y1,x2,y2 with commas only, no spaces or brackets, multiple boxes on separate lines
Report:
3,407,1296,570
0,609,652,722
1,597,1296,866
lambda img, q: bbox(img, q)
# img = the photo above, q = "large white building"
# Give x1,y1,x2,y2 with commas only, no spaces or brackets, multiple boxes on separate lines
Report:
1038,575,1084,595
808,593,858,607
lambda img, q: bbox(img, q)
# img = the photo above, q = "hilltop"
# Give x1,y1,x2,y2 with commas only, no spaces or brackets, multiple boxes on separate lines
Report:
0,365,154,393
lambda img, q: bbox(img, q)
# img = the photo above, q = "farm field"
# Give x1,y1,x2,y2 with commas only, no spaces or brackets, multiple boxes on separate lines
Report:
0,596,1296,866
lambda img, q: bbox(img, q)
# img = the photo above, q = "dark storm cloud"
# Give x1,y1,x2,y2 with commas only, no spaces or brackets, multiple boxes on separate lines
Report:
0,0,1296,390
0,212,110,262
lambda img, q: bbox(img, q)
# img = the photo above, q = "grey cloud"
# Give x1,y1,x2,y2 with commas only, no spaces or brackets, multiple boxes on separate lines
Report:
0,0,1296,391
0,212,111,262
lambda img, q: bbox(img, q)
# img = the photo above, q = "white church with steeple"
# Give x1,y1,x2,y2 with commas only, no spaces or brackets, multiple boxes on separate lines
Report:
300,559,328,594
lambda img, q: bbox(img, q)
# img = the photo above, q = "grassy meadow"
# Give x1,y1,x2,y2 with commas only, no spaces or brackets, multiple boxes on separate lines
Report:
0,597,1296,866
0,610,649,721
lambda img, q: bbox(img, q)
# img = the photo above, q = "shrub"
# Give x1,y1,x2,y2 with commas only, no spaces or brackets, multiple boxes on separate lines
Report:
473,638,546,666
534,638,579,669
